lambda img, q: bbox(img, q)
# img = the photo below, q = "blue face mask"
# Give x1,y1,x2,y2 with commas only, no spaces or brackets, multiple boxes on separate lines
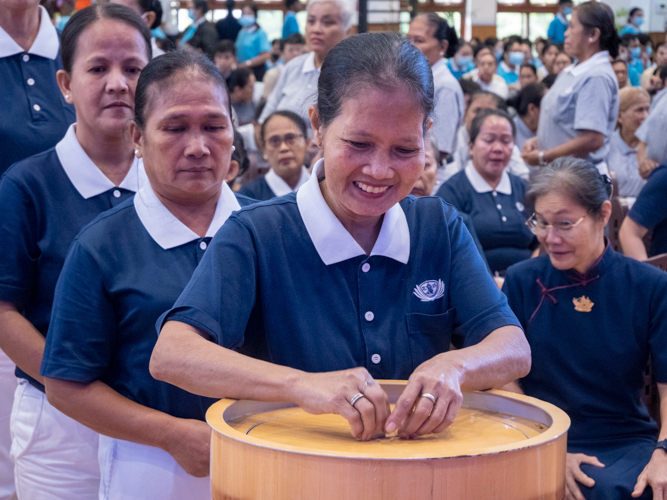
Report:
495,48,503,61
631,47,641,59
188,9,195,20
239,15,255,26
564,7,572,16
634,16,644,26
647,46,653,56
509,51,524,66
457,55,473,67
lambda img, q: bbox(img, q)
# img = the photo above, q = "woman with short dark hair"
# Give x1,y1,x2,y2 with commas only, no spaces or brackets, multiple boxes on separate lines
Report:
503,157,667,500
151,33,530,443
0,4,150,497
40,51,255,499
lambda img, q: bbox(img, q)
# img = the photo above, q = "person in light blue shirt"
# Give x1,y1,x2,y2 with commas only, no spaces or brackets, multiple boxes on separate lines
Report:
447,40,475,80
283,0,301,37
620,7,644,35
621,33,645,82
548,0,572,44
497,37,524,86
151,33,531,444
235,2,271,81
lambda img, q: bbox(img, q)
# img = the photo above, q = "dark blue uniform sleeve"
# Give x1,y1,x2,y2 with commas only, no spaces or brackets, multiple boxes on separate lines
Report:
628,166,667,230
648,268,667,383
0,175,39,307
446,208,523,346
40,240,116,383
159,216,258,348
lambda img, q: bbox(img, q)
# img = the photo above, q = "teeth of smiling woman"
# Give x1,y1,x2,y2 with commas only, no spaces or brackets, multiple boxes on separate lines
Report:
356,182,389,194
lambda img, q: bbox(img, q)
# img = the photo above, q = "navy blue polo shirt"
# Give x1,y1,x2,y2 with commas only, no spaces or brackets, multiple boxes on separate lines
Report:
0,125,139,392
0,6,75,175
628,165,667,257
161,161,521,379
41,175,255,420
436,165,536,274
502,246,667,446
238,176,275,201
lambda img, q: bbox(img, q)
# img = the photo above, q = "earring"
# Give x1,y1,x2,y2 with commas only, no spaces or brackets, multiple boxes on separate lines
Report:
65,94,70,100
134,150,139,155
231,146,236,152
589,38,593,42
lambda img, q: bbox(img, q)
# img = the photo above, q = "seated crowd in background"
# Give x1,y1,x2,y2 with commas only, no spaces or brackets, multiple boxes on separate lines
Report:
2,0,667,499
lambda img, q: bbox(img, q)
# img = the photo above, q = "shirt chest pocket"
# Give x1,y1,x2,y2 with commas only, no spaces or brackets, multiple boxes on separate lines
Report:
555,88,577,126
406,309,454,371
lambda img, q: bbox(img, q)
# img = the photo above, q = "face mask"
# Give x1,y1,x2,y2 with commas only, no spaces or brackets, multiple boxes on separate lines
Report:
509,51,524,66
564,7,572,16
239,15,255,26
647,46,653,56
495,48,503,61
631,47,641,59
188,9,195,20
634,16,644,26
457,55,473,67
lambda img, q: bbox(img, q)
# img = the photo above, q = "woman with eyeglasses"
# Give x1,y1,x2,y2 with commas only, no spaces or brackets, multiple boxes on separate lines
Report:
239,110,310,200
502,157,667,500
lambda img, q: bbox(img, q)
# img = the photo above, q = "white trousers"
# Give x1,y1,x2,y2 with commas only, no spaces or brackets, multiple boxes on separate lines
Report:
10,379,100,500
0,350,17,500
98,435,211,500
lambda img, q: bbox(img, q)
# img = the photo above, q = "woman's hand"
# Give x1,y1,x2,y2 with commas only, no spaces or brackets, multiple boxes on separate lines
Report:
292,368,390,441
522,138,540,166
161,418,211,477
384,354,464,439
632,450,667,499
565,452,605,500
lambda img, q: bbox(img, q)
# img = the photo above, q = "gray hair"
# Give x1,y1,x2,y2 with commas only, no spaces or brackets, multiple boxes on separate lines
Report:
307,0,353,31
526,157,613,219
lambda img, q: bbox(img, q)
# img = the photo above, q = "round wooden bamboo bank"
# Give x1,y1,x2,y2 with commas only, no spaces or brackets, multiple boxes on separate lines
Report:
207,382,570,500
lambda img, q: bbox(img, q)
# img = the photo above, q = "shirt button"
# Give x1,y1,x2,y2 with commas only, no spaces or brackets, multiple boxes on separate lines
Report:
496,204,502,210
492,191,498,197
364,311,374,322
27,78,35,86
199,241,207,250
33,104,40,111
371,353,381,364
112,189,121,198
502,216,507,222
22,54,29,62
362,263,370,273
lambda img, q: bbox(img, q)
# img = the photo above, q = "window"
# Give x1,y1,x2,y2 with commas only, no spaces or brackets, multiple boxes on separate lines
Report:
496,0,557,40
404,0,465,37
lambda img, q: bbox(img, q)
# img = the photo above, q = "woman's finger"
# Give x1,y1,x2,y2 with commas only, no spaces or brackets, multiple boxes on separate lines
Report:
432,393,462,434
362,381,389,437
386,381,422,433
352,396,376,441
566,474,586,500
337,400,364,439
415,396,448,436
631,471,648,498
579,455,605,468
398,395,435,437
572,468,595,488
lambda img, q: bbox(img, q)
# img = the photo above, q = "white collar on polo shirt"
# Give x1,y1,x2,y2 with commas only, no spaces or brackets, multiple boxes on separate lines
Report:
0,6,59,59
56,124,140,199
296,159,410,266
465,161,512,195
301,51,319,74
134,163,240,250
265,166,310,197
566,51,610,77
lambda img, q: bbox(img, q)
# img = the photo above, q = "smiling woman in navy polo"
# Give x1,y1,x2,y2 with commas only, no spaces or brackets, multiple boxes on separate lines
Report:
150,33,530,442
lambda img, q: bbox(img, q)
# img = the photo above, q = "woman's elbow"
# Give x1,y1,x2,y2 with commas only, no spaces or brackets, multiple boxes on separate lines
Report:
515,334,532,379
149,332,175,383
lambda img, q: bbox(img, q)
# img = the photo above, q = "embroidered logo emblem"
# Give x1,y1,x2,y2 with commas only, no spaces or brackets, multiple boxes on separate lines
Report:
573,295,594,312
516,201,524,212
413,280,445,302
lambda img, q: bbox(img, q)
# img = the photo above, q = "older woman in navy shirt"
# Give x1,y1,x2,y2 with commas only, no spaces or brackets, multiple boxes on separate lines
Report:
40,52,255,499
150,33,530,442
502,158,667,500
437,108,537,274
0,5,150,498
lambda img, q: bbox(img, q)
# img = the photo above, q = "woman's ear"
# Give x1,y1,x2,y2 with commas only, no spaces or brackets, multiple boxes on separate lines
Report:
439,39,449,58
129,122,144,158
226,160,240,183
142,11,156,30
56,69,73,103
309,105,323,148
600,199,612,227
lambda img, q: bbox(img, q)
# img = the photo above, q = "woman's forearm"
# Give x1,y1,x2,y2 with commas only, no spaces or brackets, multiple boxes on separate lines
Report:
0,301,45,384
544,131,605,162
150,321,305,402
44,378,178,450
657,383,667,441
620,217,649,261
449,326,531,392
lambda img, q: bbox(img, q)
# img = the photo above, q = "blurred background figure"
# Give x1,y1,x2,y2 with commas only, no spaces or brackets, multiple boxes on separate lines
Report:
282,0,301,37
620,7,644,35
214,40,237,79
613,59,629,89
235,2,271,81
547,0,572,44
215,0,241,41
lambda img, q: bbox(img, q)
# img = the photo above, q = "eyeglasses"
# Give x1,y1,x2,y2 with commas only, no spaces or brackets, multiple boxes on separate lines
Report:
525,213,586,237
265,133,304,150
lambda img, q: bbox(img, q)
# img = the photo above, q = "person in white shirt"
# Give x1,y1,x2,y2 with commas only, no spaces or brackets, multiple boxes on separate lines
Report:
463,47,509,99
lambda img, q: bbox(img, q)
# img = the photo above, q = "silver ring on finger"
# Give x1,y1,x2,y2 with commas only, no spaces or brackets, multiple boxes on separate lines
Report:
350,393,366,407
420,393,436,404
